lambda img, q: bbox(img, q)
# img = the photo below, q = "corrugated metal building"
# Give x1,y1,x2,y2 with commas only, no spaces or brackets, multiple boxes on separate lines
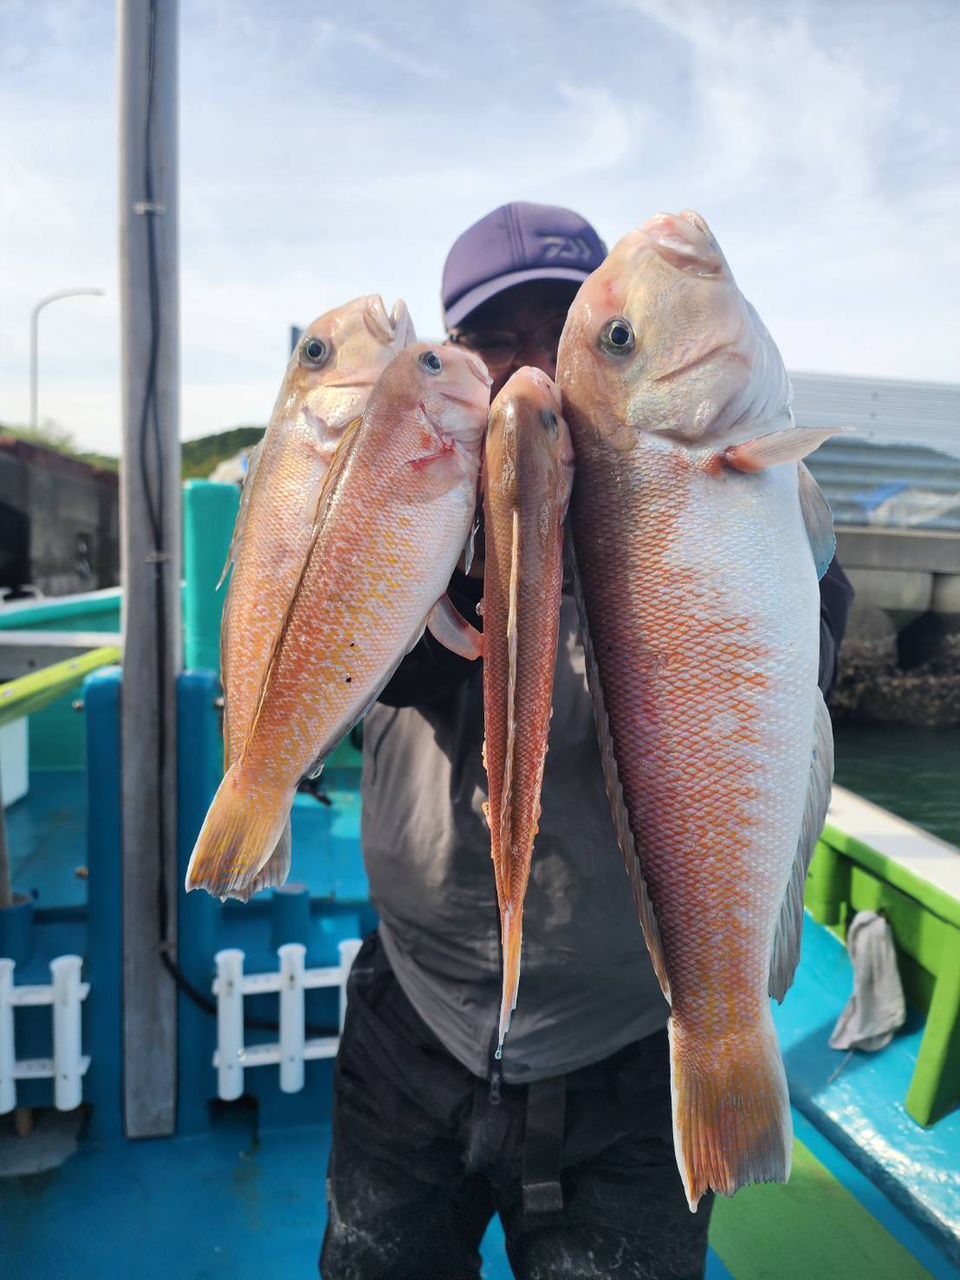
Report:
792,372,960,532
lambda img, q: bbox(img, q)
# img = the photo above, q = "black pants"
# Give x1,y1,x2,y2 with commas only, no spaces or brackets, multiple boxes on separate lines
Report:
320,932,713,1280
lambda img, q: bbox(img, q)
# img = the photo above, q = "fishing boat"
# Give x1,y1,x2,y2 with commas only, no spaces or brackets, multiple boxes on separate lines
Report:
0,479,958,1280
2,4,957,1274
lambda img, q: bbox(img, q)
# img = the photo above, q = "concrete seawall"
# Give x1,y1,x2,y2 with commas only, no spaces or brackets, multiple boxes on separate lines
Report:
833,528,960,727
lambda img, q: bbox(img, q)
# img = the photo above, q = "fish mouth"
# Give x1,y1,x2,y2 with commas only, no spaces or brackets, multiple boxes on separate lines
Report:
364,295,414,346
521,365,562,411
640,211,724,277
419,395,486,446
464,352,492,386
440,389,487,410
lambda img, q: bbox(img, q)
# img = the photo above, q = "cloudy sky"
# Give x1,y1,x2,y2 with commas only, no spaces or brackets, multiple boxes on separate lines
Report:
1,0,958,455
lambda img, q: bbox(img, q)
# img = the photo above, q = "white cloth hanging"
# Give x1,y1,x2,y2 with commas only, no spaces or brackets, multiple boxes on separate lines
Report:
830,910,906,1053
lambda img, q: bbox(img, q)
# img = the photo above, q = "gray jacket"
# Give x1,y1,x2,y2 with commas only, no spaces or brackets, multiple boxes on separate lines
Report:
362,577,667,1085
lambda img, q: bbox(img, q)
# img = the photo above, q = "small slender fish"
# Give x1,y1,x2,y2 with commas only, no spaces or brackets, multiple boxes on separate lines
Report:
218,296,413,899
186,343,490,900
557,210,841,1209
482,368,574,1055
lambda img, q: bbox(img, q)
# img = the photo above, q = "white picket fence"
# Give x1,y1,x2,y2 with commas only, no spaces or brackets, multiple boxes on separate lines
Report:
0,955,90,1114
212,939,361,1100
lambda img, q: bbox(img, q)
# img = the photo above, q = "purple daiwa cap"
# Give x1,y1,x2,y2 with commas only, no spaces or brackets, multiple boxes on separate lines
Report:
441,201,607,330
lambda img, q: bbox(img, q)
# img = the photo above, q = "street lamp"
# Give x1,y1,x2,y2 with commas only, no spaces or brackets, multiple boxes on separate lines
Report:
29,287,105,429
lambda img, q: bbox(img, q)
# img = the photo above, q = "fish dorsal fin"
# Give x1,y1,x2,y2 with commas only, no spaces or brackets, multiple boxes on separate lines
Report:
798,463,836,580
217,438,264,591
769,687,834,1001
567,528,671,1002
497,510,521,897
240,416,365,763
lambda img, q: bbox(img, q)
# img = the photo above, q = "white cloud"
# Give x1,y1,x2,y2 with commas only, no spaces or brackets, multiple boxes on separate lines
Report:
313,18,449,83
1,0,957,455
632,1,894,195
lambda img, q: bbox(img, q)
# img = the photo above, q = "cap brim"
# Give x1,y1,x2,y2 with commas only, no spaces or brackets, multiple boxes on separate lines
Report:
443,266,592,330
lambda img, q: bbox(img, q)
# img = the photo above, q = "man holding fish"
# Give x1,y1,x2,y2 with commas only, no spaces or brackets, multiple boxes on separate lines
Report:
314,203,854,1278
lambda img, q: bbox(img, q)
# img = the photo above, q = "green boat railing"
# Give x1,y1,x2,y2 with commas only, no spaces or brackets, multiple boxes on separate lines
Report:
807,787,960,1127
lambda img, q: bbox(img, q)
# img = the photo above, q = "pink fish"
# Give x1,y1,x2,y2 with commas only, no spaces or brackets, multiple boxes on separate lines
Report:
481,367,574,1054
557,210,839,1208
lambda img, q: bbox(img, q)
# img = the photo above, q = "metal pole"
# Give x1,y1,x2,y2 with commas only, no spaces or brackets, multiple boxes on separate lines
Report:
29,289,104,429
118,0,180,1138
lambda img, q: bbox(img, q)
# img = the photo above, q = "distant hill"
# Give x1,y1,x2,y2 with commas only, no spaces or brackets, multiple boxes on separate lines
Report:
0,421,266,480
181,426,264,479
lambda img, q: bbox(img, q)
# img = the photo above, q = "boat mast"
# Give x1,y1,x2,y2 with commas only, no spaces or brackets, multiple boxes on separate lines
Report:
118,0,181,1138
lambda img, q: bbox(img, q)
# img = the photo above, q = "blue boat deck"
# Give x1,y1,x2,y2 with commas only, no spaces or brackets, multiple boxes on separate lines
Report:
2,697,959,1278
2,1102,955,1279
4,775,959,1280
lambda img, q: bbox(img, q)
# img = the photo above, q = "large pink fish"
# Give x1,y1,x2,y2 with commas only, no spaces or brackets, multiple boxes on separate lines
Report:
218,296,413,898
557,210,839,1209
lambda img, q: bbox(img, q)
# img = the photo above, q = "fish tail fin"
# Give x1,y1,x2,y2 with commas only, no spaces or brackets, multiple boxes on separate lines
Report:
185,764,292,901
497,905,524,1053
669,1009,792,1211
226,816,293,903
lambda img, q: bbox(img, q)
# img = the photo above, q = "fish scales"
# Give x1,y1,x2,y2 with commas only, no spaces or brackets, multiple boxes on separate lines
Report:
572,439,817,1016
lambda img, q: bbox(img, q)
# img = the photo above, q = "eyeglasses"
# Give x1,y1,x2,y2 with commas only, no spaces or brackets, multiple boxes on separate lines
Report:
447,313,569,371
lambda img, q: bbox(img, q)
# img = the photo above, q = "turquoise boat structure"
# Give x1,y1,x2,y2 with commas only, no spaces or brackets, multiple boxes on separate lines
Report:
0,481,958,1280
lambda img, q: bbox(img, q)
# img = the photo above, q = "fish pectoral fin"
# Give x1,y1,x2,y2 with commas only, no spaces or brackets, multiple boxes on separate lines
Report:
568,531,671,1002
798,463,836,580
216,439,264,590
426,595,484,660
723,425,853,473
769,688,834,1002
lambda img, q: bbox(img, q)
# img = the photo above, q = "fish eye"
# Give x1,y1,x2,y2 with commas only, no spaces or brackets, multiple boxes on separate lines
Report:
599,317,635,356
300,335,330,367
419,350,443,375
541,408,559,436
